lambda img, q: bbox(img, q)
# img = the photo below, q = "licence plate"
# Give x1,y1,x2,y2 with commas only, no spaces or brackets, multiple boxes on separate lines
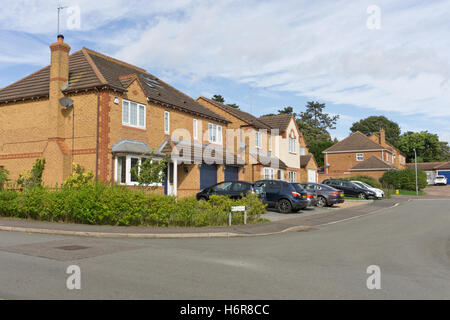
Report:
340,193,344,197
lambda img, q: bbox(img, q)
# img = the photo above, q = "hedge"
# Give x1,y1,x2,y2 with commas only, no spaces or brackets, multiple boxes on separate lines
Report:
0,183,267,227
381,169,427,191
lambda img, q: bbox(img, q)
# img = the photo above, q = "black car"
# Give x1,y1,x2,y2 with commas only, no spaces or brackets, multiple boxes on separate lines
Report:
255,180,309,213
293,183,318,207
299,183,345,207
322,179,377,199
196,181,263,201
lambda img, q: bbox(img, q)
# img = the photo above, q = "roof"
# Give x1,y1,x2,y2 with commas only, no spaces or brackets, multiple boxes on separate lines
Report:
324,131,390,153
370,133,406,157
198,97,271,130
350,156,395,171
258,114,293,132
406,161,450,171
300,154,314,168
111,139,164,156
157,137,245,166
0,47,228,124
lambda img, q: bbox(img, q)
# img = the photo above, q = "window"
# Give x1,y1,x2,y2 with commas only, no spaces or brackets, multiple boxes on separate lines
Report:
193,119,198,140
268,136,272,152
122,100,145,129
356,153,364,161
232,182,251,193
300,147,306,156
212,182,232,192
392,154,396,163
277,170,282,180
264,168,274,179
288,171,297,183
130,157,139,182
208,123,222,144
255,131,262,149
289,137,296,153
164,111,170,134
115,156,163,186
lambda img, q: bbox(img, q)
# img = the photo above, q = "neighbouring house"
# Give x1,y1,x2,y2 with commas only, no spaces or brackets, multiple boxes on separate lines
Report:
406,162,450,185
300,154,319,183
197,97,317,183
321,129,402,181
0,35,241,197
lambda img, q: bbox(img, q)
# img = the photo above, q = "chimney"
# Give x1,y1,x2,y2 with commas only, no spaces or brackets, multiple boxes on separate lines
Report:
49,34,71,137
380,128,386,145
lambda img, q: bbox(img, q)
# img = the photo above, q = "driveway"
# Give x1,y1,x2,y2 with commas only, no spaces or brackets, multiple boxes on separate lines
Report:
424,185,450,197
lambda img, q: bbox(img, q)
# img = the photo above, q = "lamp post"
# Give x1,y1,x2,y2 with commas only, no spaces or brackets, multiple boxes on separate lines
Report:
413,148,418,196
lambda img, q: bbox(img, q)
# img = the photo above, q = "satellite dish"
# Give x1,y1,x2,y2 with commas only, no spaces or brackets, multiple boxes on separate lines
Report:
59,97,74,108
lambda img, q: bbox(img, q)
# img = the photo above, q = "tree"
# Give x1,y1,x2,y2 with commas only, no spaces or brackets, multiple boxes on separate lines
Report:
17,158,46,189
350,116,401,146
212,95,225,103
296,101,339,144
0,167,9,190
398,131,443,163
308,140,334,167
439,141,450,161
130,153,167,189
226,103,240,109
278,106,296,116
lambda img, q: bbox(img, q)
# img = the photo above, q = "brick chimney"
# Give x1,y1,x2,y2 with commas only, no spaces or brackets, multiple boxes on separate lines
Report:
49,34,71,137
379,128,386,145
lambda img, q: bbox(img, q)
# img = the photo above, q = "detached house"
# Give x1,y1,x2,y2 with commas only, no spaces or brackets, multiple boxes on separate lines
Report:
0,35,239,197
197,97,318,183
321,129,404,180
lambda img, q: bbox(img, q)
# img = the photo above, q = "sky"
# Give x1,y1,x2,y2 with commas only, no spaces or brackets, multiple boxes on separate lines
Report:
0,0,449,143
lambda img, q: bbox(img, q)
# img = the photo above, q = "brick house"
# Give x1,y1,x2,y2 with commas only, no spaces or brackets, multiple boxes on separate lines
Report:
197,97,317,183
321,129,403,180
0,36,242,197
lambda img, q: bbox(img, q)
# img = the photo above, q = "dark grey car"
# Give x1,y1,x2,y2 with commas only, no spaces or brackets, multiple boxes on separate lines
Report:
299,183,345,207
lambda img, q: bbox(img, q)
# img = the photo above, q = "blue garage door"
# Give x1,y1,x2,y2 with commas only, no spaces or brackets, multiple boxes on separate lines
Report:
437,171,450,185
200,164,217,189
224,166,239,182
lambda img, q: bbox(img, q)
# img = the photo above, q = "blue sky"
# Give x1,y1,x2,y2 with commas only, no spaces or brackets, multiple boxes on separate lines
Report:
1,0,449,142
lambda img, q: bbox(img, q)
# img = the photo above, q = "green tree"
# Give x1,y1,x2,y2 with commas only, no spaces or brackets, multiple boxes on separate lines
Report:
212,94,225,103
350,116,401,146
308,140,334,167
278,106,296,116
439,141,450,161
226,103,240,109
130,153,167,189
398,131,444,163
17,158,46,189
0,167,9,190
296,101,339,144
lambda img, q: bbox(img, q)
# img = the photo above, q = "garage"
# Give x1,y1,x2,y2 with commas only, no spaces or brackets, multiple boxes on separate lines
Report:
437,170,450,185
200,164,217,189
224,166,239,182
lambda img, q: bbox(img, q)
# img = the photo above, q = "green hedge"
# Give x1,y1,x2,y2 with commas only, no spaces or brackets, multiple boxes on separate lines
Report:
0,184,266,227
381,169,427,191
342,175,382,189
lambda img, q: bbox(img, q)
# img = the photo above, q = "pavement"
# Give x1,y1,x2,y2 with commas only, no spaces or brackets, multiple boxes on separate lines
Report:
0,198,398,239
0,198,449,299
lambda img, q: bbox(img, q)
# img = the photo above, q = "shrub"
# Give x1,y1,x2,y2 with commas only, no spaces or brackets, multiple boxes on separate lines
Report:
382,169,427,191
0,167,9,190
17,158,46,189
343,175,382,188
0,184,266,227
63,164,94,188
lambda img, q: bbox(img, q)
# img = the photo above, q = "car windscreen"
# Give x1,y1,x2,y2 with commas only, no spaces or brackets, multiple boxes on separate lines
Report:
352,182,368,189
317,183,338,191
292,184,305,193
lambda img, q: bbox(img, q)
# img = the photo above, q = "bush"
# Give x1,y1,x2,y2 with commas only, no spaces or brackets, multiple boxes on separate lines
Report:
0,167,9,190
17,158,46,189
382,169,427,191
0,184,267,227
343,175,382,188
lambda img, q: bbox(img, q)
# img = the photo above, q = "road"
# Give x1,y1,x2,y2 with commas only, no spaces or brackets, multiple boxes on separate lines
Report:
0,199,449,299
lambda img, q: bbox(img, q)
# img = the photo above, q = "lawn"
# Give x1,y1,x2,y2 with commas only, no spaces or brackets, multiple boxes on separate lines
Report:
383,189,424,196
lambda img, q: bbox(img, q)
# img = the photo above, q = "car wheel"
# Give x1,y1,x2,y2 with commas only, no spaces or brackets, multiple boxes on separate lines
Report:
198,196,207,201
278,199,292,213
316,196,327,208
358,193,367,199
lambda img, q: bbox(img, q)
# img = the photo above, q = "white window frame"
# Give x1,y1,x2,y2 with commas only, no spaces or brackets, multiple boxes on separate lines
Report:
356,153,364,161
289,171,297,183
300,147,306,156
193,119,198,140
264,168,274,180
255,131,262,149
208,123,222,144
164,111,170,134
122,99,146,129
115,155,163,187
289,137,296,154
268,135,272,152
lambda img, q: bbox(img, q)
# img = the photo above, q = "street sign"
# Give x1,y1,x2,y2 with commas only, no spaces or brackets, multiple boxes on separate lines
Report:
231,206,246,212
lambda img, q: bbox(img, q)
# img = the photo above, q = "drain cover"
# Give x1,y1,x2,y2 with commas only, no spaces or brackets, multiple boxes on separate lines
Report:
55,245,89,251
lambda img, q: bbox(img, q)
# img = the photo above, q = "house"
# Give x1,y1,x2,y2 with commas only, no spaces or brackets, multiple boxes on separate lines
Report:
406,162,450,185
0,35,242,197
321,129,402,180
197,96,318,183
368,129,406,168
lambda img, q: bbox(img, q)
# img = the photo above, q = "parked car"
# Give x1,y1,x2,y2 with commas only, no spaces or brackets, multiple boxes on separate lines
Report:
434,175,448,186
351,181,384,199
299,183,345,207
292,183,317,207
322,179,377,199
196,181,264,201
255,180,309,213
